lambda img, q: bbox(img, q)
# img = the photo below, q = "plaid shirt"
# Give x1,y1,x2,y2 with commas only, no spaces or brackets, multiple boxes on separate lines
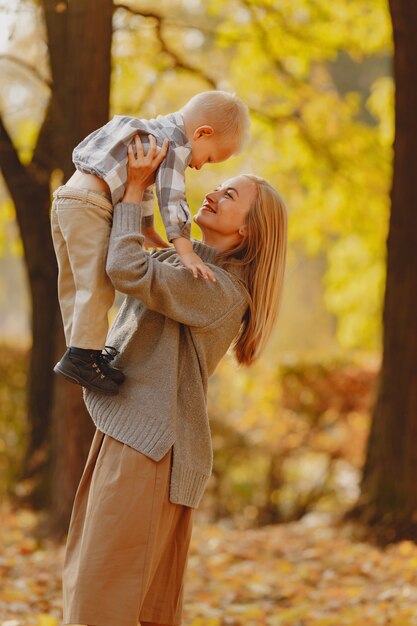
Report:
73,112,192,241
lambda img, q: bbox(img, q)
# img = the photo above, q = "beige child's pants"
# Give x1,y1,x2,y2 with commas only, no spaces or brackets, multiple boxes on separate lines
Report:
51,185,115,349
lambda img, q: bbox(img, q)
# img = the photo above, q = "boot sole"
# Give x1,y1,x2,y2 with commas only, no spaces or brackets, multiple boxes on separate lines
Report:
53,363,119,396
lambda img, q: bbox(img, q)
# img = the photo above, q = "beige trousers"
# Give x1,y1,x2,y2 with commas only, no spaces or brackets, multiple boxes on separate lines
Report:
63,429,193,626
51,186,115,349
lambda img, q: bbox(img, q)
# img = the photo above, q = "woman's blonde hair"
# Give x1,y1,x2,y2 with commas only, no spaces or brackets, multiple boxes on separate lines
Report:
216,175,288,366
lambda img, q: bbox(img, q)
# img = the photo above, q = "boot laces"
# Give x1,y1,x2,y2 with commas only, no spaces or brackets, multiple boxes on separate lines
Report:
101,346,120,365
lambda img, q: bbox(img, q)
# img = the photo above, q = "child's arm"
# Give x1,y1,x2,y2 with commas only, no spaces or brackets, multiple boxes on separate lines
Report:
154,144,192,244
141,218,171,249
154,143,217,281
172,236,217,283
140,190,170,248
142,225,171,249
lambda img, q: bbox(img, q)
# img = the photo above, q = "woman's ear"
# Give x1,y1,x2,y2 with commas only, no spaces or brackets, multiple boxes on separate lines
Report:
193,125,214,140
238,224,248,238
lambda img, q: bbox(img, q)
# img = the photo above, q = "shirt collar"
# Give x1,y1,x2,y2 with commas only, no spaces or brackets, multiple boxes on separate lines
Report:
158,111,191,150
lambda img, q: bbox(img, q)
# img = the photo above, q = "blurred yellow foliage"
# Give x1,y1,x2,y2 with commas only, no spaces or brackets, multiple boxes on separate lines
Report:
1,0,393,351
109,0,392,351
36,616,57,626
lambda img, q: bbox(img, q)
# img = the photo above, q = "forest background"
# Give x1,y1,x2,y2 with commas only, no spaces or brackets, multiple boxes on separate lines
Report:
0,0,395,531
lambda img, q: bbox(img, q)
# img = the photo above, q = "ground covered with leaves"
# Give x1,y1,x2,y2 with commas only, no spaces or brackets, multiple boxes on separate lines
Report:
1,506,417,625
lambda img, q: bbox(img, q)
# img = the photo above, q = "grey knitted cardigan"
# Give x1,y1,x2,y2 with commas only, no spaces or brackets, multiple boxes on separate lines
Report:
84,202,248,508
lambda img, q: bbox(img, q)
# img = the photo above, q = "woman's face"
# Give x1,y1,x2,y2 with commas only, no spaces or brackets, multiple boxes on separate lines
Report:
194,175,257,248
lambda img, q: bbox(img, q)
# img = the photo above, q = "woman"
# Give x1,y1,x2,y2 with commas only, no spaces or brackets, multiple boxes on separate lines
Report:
63,136,287,626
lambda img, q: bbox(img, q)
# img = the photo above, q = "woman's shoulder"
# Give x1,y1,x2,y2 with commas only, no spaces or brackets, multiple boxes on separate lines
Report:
148,246,177,261
147,238,248,308
149,240,245,281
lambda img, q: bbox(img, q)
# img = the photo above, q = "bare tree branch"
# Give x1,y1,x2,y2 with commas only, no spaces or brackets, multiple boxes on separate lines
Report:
0,111,53,298
115,3,160,20
115,3,217,88
249,106,300,125
0,113,33,194
0,54,52,89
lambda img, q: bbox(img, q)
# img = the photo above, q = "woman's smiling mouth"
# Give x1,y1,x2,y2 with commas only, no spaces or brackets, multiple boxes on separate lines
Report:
202,203,216,213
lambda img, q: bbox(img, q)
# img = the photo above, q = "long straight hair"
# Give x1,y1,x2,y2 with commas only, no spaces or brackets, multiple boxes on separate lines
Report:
216,175,288,366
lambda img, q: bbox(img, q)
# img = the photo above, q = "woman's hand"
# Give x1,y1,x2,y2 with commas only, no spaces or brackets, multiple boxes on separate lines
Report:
122,134,169,204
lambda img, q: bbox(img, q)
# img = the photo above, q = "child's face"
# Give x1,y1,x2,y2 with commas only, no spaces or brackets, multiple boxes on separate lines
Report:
188,126,236,170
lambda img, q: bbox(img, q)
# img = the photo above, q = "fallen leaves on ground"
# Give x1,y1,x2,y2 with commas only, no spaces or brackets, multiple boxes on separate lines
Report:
1,506,417,625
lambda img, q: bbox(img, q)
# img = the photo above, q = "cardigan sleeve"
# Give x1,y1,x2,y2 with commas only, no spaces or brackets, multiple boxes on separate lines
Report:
106,202,247,330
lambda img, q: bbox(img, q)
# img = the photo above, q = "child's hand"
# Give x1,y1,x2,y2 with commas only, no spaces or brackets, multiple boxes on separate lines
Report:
142,225,171,249
179,251,217,283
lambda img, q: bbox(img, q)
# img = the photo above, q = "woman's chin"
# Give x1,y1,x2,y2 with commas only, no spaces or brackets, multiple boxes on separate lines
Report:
193,212,205,226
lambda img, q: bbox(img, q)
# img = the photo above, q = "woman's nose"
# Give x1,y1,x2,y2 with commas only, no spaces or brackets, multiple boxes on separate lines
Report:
207,188,222,200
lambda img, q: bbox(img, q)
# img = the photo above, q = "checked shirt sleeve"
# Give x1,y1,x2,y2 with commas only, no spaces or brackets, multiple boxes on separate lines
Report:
141,186,155,228
155,143,192,242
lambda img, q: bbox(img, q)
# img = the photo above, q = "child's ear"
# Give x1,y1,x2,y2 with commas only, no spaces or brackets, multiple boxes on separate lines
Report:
193,125,214,140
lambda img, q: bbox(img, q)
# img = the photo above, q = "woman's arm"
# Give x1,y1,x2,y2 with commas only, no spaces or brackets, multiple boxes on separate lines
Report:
107,204,247,329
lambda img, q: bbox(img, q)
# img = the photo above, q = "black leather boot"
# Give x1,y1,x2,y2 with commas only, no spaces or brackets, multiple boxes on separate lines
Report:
53,348,119,395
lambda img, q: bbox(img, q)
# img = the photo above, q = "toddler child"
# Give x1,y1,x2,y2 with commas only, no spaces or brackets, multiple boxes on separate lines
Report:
51,90,250,395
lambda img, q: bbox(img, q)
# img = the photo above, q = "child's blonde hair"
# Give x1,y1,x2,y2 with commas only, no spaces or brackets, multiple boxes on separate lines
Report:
181,90,250,151
216,175,288,366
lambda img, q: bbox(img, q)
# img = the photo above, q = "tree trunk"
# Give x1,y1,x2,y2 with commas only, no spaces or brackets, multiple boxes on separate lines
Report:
44,0,114,537
0,116,58,500
355,0,417,543
1,0,114,536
